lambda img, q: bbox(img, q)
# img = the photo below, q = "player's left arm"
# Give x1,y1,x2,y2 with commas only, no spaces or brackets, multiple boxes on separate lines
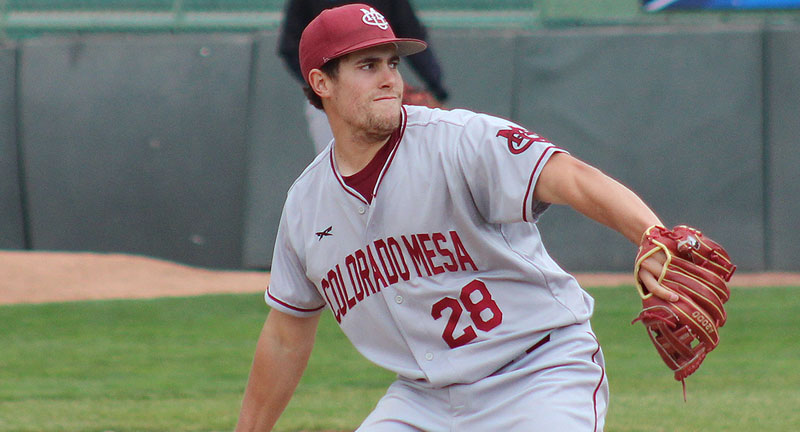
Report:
534,152,675,301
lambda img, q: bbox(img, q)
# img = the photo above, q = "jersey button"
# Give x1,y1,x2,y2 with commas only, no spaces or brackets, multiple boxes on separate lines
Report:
394,295,403,304
357,206,366,215
425,352,434,361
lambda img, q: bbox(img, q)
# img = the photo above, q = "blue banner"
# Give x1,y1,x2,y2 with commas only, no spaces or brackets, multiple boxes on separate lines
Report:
644,0,800,10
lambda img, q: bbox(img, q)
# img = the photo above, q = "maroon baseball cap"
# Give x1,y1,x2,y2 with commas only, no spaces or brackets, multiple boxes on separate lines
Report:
299,3,428,85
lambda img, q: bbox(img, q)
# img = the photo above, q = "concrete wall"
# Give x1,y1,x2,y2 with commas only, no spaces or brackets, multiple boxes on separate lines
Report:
2,25,797,271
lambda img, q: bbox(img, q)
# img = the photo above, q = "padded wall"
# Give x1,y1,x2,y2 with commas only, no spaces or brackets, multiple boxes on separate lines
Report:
19,35,252,268
240,33,316,268
0,45,26,249
765,26,800,271
424,29,517,118
5,26,798,271
515,26,765,271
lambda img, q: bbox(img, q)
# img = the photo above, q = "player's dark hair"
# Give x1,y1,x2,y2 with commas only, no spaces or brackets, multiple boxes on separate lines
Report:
304,58,341,110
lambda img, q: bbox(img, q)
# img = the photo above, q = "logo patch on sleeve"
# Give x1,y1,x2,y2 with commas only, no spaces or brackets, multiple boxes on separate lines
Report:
315,226,333,241
496,126,551,154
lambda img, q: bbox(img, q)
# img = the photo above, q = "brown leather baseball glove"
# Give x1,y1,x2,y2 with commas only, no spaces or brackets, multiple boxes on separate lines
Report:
632,225,736,394
402,82,442,108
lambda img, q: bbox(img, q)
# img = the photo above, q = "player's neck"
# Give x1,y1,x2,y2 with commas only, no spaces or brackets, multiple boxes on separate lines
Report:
333,134,391,176
329,119,394,176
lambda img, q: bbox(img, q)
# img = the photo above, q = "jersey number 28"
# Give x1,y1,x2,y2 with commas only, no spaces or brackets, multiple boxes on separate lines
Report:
431,280,503,348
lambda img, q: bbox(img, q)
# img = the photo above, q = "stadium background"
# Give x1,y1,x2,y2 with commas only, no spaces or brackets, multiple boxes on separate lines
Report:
1,3,799,432
0,0,798,272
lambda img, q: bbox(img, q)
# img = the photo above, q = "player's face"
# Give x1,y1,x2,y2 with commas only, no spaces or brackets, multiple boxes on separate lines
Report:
327,45,403,139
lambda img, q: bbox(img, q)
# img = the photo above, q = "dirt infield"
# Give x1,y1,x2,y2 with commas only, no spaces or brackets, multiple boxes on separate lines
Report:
1,250,798,305
0,250,269,305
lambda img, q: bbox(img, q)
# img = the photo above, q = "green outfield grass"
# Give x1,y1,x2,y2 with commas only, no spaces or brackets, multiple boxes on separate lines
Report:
0,286,798,431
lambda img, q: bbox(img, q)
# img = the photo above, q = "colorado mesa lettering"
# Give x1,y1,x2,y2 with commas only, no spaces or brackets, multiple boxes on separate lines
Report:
321,230,477,322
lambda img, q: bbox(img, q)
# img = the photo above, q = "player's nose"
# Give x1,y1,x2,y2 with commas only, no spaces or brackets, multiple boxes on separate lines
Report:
377,63,400,89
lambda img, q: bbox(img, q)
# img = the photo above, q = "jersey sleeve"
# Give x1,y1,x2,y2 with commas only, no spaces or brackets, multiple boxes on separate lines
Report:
265,205,326,317
455,114,567,224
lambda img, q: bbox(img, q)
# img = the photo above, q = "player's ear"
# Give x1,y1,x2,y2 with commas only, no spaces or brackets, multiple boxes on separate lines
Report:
308,69,332,98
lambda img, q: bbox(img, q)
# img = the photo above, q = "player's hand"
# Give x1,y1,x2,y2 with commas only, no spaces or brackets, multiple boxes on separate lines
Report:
636,251,680,302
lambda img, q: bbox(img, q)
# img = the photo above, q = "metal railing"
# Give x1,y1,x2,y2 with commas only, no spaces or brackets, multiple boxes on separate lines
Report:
1,0,799,39
0,0,284,36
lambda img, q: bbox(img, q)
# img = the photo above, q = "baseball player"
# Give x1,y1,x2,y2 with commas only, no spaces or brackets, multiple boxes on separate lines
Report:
236,4,680,431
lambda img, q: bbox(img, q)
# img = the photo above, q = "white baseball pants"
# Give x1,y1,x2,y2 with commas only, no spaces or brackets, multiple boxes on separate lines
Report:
356,320,608,432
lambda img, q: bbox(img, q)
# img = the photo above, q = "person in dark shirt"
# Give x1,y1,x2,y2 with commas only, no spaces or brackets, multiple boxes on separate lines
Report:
278,0,450,152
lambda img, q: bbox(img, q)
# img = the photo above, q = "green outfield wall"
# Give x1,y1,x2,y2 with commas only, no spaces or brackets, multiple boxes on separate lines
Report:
0,24,797,271
0,45,24,249
765,26,800,271
516,26,766,271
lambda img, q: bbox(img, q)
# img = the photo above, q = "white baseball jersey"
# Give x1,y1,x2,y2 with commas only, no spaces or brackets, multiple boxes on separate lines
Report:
266,105,595,388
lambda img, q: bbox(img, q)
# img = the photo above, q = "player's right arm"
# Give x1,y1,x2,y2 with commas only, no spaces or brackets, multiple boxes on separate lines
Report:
533,152,660,244
533,152,680,302
235,308,320,432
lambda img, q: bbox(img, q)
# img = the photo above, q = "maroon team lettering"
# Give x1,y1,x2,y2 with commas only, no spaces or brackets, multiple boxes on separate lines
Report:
321,230,477,323
431,280,503,348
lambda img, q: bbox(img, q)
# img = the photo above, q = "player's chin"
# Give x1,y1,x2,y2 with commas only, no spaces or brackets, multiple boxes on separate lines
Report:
364,110,400,134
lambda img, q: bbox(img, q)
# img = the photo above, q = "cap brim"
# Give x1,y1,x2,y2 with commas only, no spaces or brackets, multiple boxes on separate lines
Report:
329,37,428,63
394,39,429,57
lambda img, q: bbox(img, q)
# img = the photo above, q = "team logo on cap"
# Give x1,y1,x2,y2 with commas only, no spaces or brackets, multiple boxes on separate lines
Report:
496,126,551,154
361,7,389,30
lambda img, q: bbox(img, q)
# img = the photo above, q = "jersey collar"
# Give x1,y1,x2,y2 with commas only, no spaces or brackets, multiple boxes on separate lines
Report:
329,106,408,205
